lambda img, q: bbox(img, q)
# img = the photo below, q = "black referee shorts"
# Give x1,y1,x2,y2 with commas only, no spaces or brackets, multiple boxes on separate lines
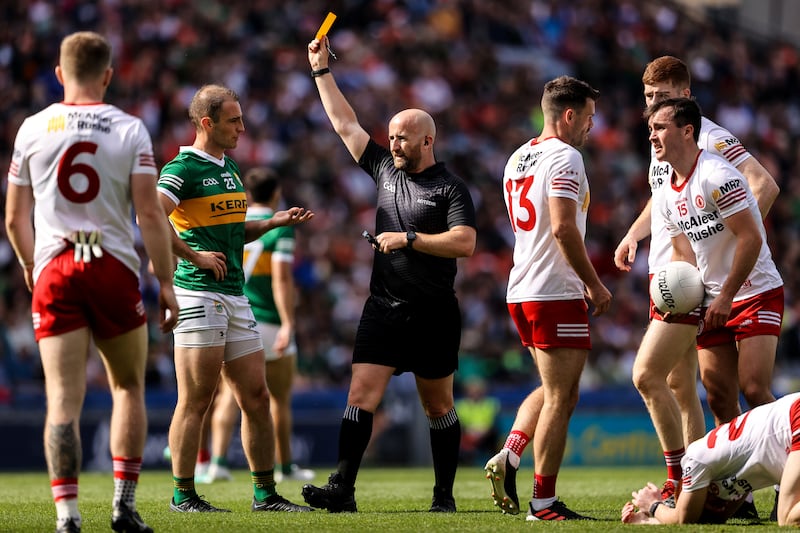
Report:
353,295,461,379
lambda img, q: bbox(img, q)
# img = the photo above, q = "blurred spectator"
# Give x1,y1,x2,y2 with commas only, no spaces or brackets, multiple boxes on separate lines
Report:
0,0,798,403
455,378,500,465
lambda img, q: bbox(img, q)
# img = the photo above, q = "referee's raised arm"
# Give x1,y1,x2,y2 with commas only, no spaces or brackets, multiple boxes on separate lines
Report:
308,35,369,162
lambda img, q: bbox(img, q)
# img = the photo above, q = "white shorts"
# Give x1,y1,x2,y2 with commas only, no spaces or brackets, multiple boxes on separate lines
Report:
257,321,298,362
173,287,262,362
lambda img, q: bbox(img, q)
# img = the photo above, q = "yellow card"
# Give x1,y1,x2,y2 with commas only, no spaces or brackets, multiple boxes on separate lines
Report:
315,12,337,40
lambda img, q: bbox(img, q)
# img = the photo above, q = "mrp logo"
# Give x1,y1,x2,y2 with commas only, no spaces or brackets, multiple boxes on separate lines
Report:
714,137,741,152
654,270,677,310
203,177,220,186
717,179,742,195
383,182,396,193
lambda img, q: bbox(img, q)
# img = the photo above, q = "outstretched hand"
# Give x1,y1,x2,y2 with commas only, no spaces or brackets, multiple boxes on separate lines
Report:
272,207,314,227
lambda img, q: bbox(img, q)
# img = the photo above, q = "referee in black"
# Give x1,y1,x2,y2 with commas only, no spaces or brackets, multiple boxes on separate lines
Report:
302,35,477,513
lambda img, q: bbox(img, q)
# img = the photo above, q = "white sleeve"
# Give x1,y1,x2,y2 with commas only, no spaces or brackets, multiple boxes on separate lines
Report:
7,118,33,186
701,119,751,168
546,148,583,202
130,119,157,176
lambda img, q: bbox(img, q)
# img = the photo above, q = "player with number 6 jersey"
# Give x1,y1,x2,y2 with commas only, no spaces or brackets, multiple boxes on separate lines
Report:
5,31,179,533
8,89,157,283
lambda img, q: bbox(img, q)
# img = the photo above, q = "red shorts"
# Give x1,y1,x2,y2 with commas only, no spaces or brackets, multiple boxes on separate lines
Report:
507,299,591,350
696,286,783,349
649,273,701,326
32,248,146,341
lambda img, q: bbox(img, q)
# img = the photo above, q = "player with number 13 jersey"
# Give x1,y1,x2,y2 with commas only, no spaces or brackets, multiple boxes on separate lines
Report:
503,136,589,303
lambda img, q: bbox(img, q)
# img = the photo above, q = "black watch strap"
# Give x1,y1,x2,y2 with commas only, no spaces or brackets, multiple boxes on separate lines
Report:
406,231,417,248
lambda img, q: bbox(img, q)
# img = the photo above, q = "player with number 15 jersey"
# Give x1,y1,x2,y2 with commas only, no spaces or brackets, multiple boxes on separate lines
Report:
8,102,156,282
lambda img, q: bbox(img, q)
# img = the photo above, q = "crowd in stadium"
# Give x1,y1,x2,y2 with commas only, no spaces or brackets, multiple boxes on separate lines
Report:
0,0,799,402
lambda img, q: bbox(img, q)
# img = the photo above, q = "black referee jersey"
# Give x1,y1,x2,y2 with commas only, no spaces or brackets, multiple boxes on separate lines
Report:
357,139,476,306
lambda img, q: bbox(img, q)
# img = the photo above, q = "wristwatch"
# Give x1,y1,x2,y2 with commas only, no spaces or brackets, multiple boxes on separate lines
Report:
406,231,417,249
649,500,663,517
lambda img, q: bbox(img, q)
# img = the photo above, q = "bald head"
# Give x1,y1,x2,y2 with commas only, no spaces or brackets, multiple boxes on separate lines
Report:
390,108,437,141
387,109,437,173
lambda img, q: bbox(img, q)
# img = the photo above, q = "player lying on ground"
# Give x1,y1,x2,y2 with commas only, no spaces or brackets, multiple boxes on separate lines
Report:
621,393,800,525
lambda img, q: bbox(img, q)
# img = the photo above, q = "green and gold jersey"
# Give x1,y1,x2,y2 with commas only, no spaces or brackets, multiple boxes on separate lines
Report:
158,147,246,295
242,207,295,325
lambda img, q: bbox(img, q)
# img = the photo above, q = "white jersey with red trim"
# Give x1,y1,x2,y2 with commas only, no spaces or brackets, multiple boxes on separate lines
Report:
681,392,800,500
7,103,157,281
503,136,589,302
655,150,782,303
648,116,752,273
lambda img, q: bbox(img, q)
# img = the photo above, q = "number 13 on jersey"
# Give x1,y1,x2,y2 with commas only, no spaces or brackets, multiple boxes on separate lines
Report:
505,176,536,232
506,174,590,233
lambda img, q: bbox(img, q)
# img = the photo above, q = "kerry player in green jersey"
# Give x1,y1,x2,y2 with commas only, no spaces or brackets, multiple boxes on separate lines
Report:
157,84,313,513
196,167,315,484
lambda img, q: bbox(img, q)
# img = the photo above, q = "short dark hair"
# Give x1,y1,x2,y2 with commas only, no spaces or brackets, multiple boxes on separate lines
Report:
644,97,702,143
541,76,600,120
188,84,239,130
244,167,280,203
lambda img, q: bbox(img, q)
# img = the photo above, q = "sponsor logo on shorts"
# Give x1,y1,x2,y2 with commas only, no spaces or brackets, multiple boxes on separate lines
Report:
214,301,224,313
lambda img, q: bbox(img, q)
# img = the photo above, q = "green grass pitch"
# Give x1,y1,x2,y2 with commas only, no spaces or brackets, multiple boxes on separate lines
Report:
0,466,784,532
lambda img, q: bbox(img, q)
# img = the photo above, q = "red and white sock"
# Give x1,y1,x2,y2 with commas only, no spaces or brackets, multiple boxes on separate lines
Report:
113,456,142,510
664,447,684,484
52,478,80,527
502,430,529,468
531,473,557,510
